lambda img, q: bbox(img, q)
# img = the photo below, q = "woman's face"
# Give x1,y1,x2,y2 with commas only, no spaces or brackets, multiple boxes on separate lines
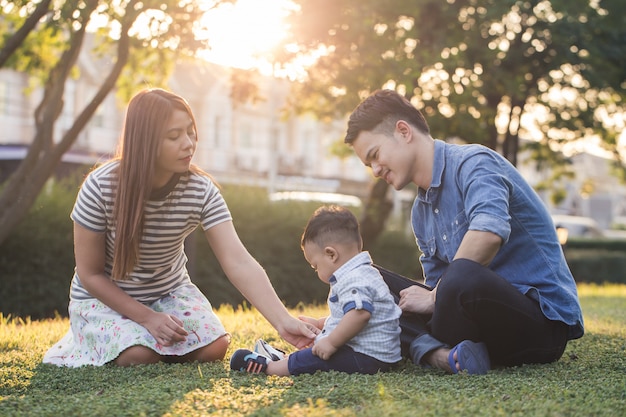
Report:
153,109,196,188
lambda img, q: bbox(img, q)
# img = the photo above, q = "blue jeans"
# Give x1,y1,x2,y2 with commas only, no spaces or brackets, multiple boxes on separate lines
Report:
375,259,568,367
287,345,397,376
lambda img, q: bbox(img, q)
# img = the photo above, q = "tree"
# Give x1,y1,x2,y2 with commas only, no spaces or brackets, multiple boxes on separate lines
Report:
278,0,626,245
0,0,228,245
0,0,52,68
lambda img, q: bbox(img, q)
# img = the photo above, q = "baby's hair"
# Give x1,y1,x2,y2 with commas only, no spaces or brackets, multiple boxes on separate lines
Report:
301,205,362,249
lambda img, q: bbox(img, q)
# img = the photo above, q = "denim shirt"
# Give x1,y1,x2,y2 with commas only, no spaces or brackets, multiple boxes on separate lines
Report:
411,140,584,340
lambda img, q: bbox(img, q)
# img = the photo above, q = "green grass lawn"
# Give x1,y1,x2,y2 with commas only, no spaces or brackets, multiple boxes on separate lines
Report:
1,283,625,417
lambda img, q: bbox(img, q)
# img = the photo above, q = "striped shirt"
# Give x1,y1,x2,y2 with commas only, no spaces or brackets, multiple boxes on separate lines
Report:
69,161,232,303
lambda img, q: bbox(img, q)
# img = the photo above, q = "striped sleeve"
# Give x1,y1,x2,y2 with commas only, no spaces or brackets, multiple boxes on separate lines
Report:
196,176,232,230
70,167,112,233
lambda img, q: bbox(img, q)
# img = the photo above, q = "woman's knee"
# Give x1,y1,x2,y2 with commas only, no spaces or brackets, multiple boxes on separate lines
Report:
113,345,161,366
183,334,231,363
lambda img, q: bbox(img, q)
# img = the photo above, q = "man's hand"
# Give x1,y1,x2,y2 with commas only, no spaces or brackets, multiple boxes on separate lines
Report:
399,285,436,314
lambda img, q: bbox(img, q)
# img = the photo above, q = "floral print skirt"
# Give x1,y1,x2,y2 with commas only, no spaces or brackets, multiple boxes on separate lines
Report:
43,284,227,367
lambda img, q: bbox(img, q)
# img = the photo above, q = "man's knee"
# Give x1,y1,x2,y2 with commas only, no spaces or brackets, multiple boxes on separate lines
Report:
437,259,488,300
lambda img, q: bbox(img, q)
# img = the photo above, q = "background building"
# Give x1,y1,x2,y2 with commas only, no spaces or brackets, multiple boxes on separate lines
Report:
1,50,625,230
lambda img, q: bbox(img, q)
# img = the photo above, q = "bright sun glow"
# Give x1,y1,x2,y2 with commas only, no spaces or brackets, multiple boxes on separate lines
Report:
198,0,295,74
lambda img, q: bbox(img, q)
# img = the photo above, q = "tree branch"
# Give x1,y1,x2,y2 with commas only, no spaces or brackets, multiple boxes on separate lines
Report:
0,0,53,68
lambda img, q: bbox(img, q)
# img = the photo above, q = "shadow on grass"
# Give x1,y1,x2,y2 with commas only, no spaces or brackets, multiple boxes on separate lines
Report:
1,361,233,416
1,314,624,416
1,339,624,417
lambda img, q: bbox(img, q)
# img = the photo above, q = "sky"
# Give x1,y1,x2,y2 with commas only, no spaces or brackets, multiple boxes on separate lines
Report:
195,0,624,158
198,0,296,74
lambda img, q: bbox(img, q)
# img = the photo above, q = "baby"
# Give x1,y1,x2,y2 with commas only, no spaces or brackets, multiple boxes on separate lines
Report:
230,205,402,376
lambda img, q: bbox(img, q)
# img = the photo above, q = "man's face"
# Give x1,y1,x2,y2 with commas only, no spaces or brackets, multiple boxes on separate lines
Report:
351,129,414,191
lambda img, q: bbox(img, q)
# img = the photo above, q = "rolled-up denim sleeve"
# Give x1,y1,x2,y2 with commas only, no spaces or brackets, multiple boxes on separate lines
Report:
459,152,513,243
470,212,511,243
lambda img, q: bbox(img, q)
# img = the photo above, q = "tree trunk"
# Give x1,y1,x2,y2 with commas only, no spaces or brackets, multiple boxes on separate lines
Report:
0,5,131,245
360,178,393,250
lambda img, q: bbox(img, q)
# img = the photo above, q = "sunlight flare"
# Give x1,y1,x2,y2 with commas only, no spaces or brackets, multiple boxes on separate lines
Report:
198,0,295,72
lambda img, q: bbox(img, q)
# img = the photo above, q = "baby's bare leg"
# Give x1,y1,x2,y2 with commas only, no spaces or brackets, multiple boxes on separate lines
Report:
266,358,291,376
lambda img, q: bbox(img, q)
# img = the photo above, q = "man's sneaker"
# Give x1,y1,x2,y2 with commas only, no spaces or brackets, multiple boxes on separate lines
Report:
230,349,270,373
254,339,286,361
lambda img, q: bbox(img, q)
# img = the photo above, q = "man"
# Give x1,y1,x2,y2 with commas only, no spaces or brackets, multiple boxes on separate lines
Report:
345,89,584,374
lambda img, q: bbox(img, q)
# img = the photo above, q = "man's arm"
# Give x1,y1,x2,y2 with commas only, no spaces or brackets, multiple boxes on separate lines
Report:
399,230,503,314
453,229,503,265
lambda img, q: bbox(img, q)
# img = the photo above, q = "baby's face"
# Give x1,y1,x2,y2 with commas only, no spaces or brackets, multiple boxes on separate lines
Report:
302,241,335,284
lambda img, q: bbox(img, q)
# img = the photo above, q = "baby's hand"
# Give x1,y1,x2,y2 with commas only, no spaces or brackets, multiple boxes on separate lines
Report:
312,337,337,360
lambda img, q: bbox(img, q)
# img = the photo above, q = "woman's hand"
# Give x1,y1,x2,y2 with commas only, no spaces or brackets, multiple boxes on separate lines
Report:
142,311,189,347
204,222,320,350
298,315,325,330
276,315,320,349
399,285,437,314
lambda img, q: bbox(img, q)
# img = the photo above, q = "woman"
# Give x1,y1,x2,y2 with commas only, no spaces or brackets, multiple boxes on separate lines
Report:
43,88,317,367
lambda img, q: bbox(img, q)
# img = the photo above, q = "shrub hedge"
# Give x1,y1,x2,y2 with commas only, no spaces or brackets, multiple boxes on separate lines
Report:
1,177,624,319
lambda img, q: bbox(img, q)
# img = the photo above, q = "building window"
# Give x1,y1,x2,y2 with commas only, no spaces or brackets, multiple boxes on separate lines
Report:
302,129,315,169
0,81,9,115
240,123,252,148
214,115,221,148
91,103,104,128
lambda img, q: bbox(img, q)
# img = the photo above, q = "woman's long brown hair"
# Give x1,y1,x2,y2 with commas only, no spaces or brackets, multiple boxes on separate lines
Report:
111,89,199,281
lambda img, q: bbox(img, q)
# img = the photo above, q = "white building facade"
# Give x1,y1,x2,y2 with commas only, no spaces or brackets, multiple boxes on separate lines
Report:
0,50,373,200
1,50,625,229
